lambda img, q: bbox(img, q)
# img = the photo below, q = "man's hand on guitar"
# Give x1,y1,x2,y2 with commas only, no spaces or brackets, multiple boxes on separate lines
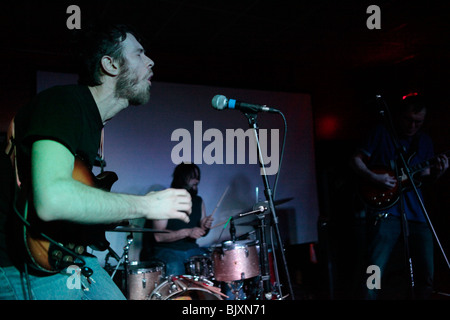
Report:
434,153,449,177
372,172,397,190
144,188,192,223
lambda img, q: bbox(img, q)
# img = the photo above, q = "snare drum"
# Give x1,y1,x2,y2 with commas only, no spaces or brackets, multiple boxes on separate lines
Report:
127,260,165,300
184,254,214,279
211,240,260,282
149,275,223,300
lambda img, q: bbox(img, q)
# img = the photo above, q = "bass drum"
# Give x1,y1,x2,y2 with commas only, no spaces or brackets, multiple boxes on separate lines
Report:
149,275,223,300
127,260,165,300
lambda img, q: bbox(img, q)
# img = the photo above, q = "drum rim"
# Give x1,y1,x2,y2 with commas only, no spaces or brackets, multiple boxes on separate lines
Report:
128,267,164,274
149,274,219,300
128,260,166,274
212,239,259,250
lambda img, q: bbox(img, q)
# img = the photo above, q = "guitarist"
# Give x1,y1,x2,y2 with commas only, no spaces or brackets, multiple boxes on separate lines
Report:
350,93,448,299
0,23,192,300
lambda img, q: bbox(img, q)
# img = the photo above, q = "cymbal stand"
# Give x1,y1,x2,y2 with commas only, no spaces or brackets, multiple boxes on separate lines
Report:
105,245,121,273
243,111,294,300
108,234,134,295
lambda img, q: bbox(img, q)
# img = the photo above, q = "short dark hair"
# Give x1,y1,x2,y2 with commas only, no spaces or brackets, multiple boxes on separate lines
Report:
399,94,427,114
76,23,141,86
170,163,201,189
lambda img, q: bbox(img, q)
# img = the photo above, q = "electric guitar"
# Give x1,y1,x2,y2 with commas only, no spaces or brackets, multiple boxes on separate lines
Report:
20,157,118,273
359,151,449,210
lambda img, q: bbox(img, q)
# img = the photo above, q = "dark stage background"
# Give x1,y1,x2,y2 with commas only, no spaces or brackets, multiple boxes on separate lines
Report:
1,0,449,300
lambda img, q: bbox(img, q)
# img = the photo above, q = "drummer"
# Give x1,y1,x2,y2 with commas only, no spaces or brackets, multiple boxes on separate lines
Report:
140,163,213,275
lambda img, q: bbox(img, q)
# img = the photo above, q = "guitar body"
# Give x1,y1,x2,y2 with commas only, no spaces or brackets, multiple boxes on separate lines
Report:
23,157,118,273
358,166,400,210
359,150,450,210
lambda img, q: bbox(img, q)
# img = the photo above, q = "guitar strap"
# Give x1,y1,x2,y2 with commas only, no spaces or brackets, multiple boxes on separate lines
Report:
394,133,421,170
96,128,106,173
406,132,421,161
100,128,104,162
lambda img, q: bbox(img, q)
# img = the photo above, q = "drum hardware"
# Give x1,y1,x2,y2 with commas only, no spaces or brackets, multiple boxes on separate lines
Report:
104,226,168,299
243,111,294,300
208,198,292,300
184,254,214,279
225,281,245,300
105,234,133,295
178,275,228,299
149,275,224,300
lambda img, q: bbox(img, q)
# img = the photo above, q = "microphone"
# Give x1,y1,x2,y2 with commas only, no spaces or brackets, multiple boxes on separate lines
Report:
212,95,279,113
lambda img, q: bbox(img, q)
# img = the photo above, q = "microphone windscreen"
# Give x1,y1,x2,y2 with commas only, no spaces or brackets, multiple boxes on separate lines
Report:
211,95,227,110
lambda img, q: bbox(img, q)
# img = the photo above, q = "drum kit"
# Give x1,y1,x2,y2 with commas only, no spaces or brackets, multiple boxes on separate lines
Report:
103,197,294,301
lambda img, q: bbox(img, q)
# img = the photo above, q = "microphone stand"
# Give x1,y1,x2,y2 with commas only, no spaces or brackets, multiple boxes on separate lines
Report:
376,95,450,298
242,111,295,300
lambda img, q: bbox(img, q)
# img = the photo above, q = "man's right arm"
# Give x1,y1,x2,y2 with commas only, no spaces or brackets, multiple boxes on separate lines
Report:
31,139,191,224
350,151,397,189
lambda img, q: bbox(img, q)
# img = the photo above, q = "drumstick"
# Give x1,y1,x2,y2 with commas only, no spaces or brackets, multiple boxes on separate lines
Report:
211,219,229,229
209,185,230,218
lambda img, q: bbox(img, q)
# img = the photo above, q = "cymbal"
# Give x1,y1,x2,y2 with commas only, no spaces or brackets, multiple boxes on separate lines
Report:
235,219,260,227
274,197,294,206
210,197,294,229
107,225,169,233
254,197,294,208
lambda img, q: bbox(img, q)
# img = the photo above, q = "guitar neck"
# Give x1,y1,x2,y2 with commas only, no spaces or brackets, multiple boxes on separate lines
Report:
410,150,450,175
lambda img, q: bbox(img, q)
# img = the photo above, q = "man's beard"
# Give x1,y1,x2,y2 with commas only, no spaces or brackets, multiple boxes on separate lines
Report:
187,186,198,197
115,63,151,106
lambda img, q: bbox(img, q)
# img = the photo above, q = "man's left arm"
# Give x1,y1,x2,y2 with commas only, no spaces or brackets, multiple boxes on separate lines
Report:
420,153,449,184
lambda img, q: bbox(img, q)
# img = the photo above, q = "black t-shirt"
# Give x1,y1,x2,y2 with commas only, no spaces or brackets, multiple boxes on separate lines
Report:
0,85,103,267
150,195,203,251
15,85,103,176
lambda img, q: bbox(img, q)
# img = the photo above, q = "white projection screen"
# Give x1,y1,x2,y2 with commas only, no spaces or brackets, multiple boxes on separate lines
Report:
37,71,319,264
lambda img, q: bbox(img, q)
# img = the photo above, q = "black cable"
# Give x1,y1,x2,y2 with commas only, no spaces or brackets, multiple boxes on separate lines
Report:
13,189,88,272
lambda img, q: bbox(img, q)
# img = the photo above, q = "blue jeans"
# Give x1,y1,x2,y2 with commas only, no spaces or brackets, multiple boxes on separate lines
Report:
364,214,434,300
0,256,126,300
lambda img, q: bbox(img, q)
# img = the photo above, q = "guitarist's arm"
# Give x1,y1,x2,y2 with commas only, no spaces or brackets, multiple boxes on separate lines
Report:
31,139,192,224
350,151,397,189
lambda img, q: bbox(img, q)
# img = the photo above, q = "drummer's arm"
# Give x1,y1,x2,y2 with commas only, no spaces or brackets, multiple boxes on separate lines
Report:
152,219,199,242
200,201,212,237
153,219,188,242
